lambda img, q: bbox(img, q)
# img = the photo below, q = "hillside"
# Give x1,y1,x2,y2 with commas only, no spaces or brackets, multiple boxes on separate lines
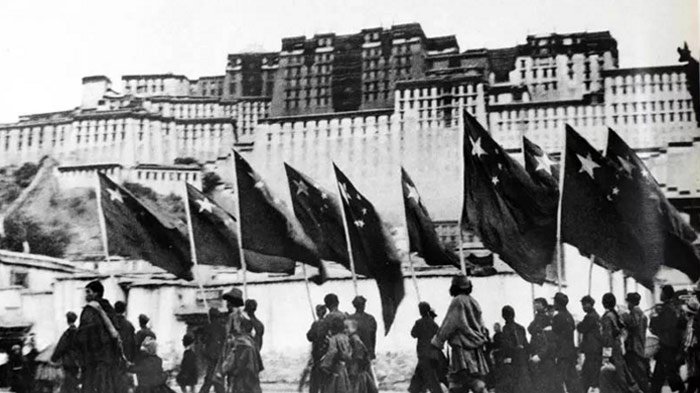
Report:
0,159,186,259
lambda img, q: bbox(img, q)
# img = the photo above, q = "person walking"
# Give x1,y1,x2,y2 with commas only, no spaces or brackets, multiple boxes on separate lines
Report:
76,280,123,393
408,302,446,393
304,304,328,393
198,307,226,393
176,334,198,393
577,295,602,393
51,311,80,393
497,305,532,393
319,317,352,393
551,292,582,393
649,285,686,393
431,275,490,393
528,300,563,393
621,292,649,393
598,293,642,393
349,296,377,361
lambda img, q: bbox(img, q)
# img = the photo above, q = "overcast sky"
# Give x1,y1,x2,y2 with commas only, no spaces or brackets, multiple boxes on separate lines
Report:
0,0,697,122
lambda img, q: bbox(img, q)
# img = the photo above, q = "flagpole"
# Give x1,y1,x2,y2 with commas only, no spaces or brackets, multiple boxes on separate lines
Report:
182,181,210,313
231,151,249,300
94,173,111,264
588,256,595,295
301,264,317,322
457,113,467,276
554,128,567,293
334,165,359,296
407,253,421,302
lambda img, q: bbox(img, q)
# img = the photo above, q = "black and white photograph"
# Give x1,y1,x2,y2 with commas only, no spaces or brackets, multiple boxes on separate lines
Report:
0,1,698,392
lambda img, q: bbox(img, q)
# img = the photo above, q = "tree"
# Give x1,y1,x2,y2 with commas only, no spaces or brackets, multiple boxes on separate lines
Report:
14,162,39,188
0,213,70,258
202,172,223,194
174,157,201,166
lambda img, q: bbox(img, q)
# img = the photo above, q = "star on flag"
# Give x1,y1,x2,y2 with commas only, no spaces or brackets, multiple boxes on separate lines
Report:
293,179,309,196
577,153,600,179
617,156,634,176
491,176,499,186
196,198,214,213
107,188,123,203
354,219,365,228
535,153,555,175
406,184,420,203
470,136,486,157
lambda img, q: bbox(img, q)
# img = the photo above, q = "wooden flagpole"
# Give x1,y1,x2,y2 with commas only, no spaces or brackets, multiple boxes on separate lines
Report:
301,264,317,321
588,256,595,295
231,151,249,300
334,164,359,296
95,173,111,264
554,128,567,292
457,112,468,276
407,253,421,302
182,181,210,313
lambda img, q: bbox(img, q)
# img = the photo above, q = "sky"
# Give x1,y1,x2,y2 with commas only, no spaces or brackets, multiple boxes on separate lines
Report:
0,0,697,122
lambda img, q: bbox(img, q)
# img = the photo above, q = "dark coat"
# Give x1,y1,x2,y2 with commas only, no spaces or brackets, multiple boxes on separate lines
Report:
114,315,137,362
621,306,647,359
129,353,166,388
411,316,439,358
307,318,326,362
350,312,377,359
77,299,122,393
201,321,226,362
176,348,198,387
577,310,602,355
649,302,686,350
249,315,265,351
552,308,577,360
51,325,80,369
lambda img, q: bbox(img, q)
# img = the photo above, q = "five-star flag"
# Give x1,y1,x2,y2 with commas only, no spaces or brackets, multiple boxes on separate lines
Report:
233,151,323,276
284,164,350,274
605,129,700,282
97,172,193,280
333,164,404,335
523,137,559,190
560,126,652,285
461,112,555,284
401,167,460,268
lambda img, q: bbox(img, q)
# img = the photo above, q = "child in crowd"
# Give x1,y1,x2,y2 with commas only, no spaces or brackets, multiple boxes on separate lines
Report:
175,334,198,393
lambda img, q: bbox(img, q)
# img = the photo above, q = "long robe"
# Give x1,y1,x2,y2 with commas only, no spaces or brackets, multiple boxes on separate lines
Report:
599,310,642,393
228,334,263,393
621,306,649,393
527,314,563,393
577,310,602,391
320,333,352,393
432,294,489,378
76,299,122,393
497,321,533,393
348,333,377,393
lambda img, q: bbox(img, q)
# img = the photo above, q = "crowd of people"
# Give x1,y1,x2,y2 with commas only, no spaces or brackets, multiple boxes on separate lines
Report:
4,275,700,393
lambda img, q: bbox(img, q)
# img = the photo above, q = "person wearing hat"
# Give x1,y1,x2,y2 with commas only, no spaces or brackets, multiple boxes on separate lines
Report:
349,296,377,360
135,314,156,354
76,280,122,393
222,287,245,338
409,302,446,393
649,285,686,393
431,275,489,393
551,292,582,393
51,311,80,393
621,292,649,392
199,308,225,393
576,295,602,393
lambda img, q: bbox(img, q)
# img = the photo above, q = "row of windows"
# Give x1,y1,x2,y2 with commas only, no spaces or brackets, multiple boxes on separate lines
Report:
136,171,198,182
285,88,330,99
609,82,687,95
521,67,558,80
283,97,331,109
612,112,694,124
363,91,391,102
611,100,692,113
